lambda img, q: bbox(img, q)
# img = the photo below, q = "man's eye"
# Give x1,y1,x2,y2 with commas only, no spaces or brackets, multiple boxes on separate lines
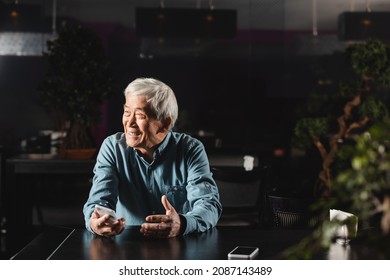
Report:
136,114,146,119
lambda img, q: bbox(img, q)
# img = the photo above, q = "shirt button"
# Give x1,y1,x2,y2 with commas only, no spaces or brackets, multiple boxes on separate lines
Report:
149,189,153,194
152,211,156,214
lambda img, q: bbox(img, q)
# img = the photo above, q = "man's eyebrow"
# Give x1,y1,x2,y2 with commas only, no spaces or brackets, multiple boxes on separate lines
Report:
123,104,147,111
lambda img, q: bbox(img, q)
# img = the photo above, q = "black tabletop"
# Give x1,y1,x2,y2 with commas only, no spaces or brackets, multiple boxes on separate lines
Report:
11,226,314,260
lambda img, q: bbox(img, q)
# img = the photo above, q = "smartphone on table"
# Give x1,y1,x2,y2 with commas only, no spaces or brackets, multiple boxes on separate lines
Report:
228,246,259,260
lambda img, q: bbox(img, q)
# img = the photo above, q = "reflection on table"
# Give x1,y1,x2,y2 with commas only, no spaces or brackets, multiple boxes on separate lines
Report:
86,227,219,260
12,226,315,260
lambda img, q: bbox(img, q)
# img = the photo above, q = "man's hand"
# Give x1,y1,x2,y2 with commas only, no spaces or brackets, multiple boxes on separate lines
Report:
140,195,182,238
89,210,125,238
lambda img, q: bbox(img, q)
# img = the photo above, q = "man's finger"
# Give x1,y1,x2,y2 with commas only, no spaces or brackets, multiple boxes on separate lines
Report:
161,195,172,212
143,223,169,230
145,214,171,223
140,223,171,237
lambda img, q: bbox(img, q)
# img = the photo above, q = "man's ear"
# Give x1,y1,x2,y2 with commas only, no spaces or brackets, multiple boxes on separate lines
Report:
160,117,172,132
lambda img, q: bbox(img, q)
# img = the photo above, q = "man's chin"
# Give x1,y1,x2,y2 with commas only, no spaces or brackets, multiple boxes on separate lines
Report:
125,140,138,148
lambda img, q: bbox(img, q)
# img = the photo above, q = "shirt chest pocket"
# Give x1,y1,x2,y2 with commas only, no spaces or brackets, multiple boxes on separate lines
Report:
166,185,187,209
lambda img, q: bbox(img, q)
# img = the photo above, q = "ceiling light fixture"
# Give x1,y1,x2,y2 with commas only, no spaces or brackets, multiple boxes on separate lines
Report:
338,0,390,41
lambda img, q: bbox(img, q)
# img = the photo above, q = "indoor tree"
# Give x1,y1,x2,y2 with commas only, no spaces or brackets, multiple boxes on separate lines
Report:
38,22,115,151
293,39,390,198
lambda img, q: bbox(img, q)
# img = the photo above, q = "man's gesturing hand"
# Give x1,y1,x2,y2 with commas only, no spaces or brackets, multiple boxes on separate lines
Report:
89,211,125,238
140,195,182,238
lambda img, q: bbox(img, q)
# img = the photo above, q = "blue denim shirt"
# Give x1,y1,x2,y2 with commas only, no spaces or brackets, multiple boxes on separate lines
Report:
83,131,222,235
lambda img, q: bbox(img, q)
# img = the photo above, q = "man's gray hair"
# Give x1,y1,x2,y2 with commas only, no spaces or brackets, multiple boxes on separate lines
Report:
124,78,178,129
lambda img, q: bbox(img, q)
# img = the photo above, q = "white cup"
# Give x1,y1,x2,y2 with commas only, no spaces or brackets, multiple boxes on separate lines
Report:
243,155,254,171
330,209,358,245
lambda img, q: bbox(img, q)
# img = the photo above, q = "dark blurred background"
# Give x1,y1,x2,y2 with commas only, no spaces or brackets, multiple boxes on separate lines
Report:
1,0,390,258
2,0,380,153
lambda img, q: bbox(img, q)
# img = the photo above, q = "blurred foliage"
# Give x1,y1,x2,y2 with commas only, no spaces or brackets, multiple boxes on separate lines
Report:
284,119,390,259
334,120,390,229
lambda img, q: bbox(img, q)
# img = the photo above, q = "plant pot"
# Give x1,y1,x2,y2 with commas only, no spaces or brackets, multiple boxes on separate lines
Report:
58,148,97,160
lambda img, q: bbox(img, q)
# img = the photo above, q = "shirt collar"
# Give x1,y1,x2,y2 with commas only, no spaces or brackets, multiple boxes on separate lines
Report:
153,131,172,159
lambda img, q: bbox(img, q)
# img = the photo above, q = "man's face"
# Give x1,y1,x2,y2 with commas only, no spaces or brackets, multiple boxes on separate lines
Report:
122,95,168,155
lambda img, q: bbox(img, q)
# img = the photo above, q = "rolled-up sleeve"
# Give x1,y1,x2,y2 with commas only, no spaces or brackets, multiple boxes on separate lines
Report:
181,140,222,234
83,137,120,232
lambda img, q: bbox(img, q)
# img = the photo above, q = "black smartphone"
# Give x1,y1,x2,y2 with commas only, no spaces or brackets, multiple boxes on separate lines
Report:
228,246,259,260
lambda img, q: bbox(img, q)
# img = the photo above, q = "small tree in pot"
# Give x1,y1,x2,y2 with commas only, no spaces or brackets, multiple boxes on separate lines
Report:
293,39,390,198
280,40,390,258
38,22,114,157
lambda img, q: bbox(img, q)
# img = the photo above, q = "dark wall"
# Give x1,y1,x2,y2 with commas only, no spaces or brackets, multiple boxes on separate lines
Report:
0,22,316,154
100,23,312,149
0,56,54,149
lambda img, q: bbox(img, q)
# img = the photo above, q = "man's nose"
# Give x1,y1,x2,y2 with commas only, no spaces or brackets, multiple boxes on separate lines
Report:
128,114,137,126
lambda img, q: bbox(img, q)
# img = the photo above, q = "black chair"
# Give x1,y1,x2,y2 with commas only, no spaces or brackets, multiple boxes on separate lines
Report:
212,166,263,227
267,195,318,229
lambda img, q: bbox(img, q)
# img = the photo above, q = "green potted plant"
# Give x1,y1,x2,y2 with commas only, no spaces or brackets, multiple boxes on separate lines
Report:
38,22,115,159
277,39,390,258
293,39,390,198
266,39,390,229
